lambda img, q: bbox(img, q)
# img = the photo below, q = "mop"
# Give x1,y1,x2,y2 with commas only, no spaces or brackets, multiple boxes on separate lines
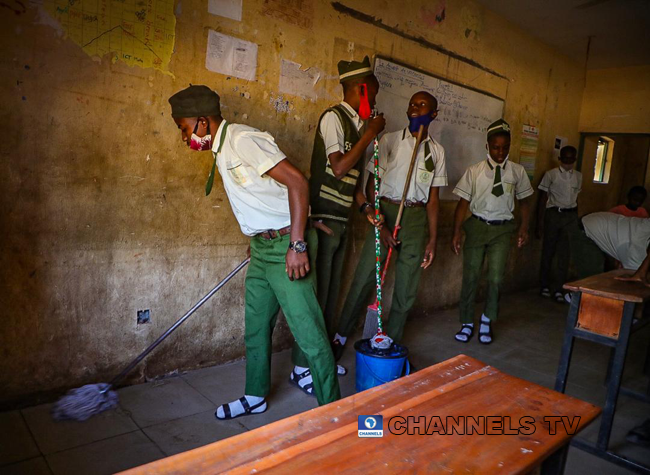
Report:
363,124,426,349
52,258,250,421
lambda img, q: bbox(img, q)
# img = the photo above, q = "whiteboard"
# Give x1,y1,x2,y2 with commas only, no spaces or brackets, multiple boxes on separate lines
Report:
374,57,505,200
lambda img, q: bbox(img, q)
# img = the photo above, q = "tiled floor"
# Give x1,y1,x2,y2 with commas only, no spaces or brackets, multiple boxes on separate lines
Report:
1,289,649,474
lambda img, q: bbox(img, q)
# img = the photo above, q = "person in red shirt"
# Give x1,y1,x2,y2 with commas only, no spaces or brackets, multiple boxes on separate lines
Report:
610,186,649,218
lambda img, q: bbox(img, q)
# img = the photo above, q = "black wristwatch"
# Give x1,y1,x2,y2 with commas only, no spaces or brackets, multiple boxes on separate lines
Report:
289,240,308,253
359,202,372,214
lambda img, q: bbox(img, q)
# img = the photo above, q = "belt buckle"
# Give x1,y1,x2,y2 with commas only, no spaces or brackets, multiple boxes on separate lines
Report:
558,207,564,213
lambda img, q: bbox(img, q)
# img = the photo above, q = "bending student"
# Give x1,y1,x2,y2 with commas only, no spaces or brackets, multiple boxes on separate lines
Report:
168,85,340,420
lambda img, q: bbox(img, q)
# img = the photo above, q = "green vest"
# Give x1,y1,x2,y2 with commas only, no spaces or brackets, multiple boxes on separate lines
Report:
309,104,363,222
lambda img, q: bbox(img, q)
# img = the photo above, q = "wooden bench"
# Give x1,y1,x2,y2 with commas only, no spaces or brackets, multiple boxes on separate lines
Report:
557,269,650,473
123,354,599,474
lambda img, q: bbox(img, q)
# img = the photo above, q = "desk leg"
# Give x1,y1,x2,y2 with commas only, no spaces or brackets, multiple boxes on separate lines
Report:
597,301,635,451
555,292,581,393
540,444,568,475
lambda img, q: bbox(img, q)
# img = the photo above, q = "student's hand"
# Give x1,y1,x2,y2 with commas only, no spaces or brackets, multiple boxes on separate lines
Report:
517,228,529,248
366,114,386,138
364,207,384,228
285,249,310,281
451,231,463,255
421,241,436,269
615,272,650,286
246,245,251,258
380,226,399,250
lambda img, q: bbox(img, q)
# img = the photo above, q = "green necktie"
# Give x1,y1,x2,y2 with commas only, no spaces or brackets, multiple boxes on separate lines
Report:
492,165,504,197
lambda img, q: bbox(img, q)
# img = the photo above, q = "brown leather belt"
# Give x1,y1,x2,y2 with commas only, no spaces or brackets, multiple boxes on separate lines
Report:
381,197,426,208
257,225,291,240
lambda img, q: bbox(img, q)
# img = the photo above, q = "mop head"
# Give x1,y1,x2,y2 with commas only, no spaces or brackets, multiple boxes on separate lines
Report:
52,383,118,422
370,330,393,350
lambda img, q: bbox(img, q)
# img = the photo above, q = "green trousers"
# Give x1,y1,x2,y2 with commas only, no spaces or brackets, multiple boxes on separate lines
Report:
244,229,340,406
540,209,579,293
337,202,428,343
459,217,516,324
292,219,348,367
567,221,605,280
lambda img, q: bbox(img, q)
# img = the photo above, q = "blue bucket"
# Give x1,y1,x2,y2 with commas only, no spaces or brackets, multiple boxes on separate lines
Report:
354,339,410,392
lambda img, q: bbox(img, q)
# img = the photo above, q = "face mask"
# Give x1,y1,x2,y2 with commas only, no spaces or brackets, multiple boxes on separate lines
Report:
408,114,434,134
358,84,372,120
189,119,212,151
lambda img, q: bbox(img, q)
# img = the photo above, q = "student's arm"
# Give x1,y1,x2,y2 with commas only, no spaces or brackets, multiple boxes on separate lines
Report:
422,187,440,269
615,244,650,286
451,198,470,255
265,160,310,281
358,172,384,228
328,115,385,179
518,197,532,248
536,190,548,239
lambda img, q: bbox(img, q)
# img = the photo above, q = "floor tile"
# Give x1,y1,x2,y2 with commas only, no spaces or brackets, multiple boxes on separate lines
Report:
45,431,164,475
0,456,52,475
118,377,213,428
0,411,40,465
181,360,246,406
21,404,138,455
143,410,247,456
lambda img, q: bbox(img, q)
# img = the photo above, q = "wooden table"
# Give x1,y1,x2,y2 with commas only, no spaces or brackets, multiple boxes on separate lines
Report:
557,269,650,473
123,355,599,474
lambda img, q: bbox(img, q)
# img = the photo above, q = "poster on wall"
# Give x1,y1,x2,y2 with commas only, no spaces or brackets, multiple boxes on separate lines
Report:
208,0,242,21
553,136,568,160
205,30,257,81
520,125,539,180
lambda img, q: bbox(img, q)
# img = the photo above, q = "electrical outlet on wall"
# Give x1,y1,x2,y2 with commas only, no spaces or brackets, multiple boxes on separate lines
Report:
137,309,151,324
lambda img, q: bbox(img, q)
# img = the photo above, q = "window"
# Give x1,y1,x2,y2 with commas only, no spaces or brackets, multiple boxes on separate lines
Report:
593,136,615,184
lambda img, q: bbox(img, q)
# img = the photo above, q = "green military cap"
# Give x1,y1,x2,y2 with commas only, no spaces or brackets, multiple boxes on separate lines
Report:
169,85,221,118
338,56,373,83
487,118,511,139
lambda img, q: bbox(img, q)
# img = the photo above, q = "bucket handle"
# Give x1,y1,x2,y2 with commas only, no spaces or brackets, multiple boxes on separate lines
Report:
360,355,410,384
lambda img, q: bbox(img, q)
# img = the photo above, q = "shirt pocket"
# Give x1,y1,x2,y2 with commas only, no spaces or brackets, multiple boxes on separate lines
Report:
503,180,516,195
227,161,252,188
416,166,433,185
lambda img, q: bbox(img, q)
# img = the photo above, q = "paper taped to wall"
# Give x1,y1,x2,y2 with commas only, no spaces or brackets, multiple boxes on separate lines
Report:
41,0,176,73
520,125,539,180
208,0,242,21
206,30,257,81
279,60,320,100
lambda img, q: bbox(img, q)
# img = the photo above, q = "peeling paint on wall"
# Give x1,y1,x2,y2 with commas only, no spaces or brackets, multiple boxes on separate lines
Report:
278,59,321,101
269,92,293,113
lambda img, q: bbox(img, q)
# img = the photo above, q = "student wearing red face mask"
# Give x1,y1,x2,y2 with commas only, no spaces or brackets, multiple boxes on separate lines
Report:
333,91,447,351
168,85,340,419
288,57,386,396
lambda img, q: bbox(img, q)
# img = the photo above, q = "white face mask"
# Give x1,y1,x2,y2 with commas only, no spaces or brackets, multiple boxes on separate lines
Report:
189,119,212,151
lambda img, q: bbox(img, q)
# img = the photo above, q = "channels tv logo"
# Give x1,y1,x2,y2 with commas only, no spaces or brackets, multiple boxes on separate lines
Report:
358,415,384,438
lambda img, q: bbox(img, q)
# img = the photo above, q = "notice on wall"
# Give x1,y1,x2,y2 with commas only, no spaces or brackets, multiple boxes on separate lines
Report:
205,30,257,81
520,125,539,180
208,0,242,21
553,135,568,160
278,60,321,101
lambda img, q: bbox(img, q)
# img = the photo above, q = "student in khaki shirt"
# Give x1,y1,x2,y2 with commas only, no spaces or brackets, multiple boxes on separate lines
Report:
168,85,339,420
336,91,447,347
536,145,582,302
452,119,533,344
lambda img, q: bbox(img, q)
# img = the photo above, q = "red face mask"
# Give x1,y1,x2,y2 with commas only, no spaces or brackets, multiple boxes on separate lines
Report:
358,84,372,120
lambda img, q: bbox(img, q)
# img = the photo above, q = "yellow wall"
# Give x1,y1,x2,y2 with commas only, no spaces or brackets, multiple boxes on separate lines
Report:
0,0,585,405
579,65,650,134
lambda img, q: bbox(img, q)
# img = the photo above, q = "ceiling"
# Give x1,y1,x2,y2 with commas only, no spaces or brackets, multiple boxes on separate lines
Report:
473,0,650,69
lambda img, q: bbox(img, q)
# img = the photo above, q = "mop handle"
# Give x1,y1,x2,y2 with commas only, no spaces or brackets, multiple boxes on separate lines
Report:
377,125,425,288
105,258,251,391
372,136,383,331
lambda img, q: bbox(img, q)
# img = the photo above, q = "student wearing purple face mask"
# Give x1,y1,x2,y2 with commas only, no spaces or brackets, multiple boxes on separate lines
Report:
334,91,447,351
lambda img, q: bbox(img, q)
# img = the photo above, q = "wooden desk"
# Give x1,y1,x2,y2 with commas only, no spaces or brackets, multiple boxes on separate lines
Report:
558,270,650,473
123,355,599,475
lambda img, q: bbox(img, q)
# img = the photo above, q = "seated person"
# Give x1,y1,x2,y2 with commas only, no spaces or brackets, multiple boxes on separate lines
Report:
610,186,649,218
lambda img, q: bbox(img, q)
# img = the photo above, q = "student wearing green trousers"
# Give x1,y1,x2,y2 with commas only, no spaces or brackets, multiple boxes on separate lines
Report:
290,56,385,393
536,145,582,302
335,91,447,349
168,85,339,419
452,119,533,344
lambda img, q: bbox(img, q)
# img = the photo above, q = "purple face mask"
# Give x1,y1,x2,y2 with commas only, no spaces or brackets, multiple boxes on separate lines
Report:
408,114,434,133
189,119,212,151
